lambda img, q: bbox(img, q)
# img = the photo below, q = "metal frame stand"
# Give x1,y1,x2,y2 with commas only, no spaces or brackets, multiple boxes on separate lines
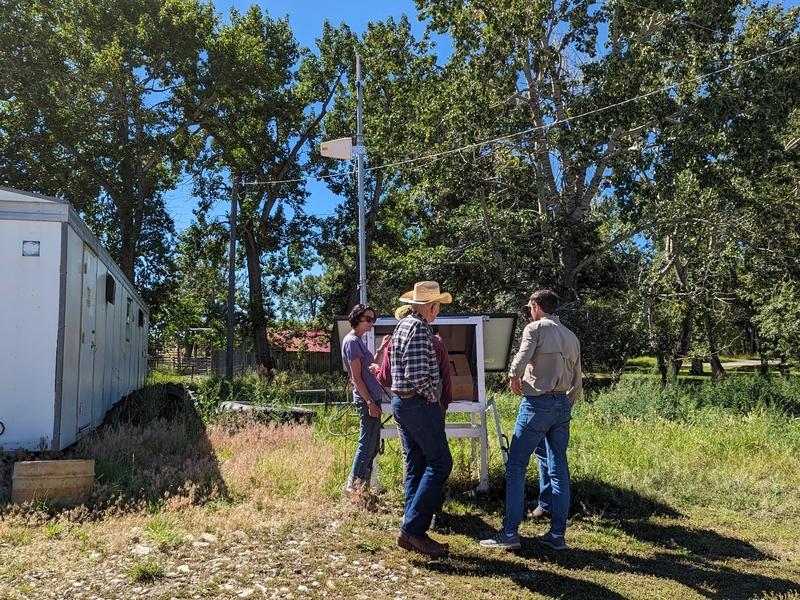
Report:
368,316,491,492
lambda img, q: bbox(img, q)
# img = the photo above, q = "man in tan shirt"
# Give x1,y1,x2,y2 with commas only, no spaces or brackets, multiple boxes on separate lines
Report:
480,289,581,551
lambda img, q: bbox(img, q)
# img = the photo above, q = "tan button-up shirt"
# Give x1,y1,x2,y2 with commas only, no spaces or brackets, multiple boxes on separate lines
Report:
508,315,582,404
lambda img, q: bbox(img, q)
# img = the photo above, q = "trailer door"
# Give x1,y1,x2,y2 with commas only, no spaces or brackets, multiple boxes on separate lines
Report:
77,244,97,431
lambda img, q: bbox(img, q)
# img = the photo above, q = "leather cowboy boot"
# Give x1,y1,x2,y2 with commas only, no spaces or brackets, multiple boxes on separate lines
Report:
397,531,449,557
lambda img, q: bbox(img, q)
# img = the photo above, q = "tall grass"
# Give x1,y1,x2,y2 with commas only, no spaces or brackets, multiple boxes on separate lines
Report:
206,422,336,510
191,371,349,420
565,376,800,516
585,376,800,422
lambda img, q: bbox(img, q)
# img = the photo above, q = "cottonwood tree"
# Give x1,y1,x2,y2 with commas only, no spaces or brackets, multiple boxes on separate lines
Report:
414,0,737,300
186,8,353,372
0,0,214,283
275,274,326,325
616,2,800,380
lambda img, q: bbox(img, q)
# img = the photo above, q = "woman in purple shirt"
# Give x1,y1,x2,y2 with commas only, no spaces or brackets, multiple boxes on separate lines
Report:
342,304,384,492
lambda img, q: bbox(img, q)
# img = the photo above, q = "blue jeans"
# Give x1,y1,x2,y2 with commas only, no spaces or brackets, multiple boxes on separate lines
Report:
350,400,381,482
535,439,552,513
392,394,453,537
503,394,571,538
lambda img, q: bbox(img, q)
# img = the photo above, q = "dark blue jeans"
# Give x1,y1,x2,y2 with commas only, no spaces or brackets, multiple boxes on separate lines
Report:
503,394,571,538
391,394,453,537
535,439,552,512
350,400,381,482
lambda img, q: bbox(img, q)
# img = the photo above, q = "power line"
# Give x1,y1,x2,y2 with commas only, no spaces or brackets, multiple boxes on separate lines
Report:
243,40,799,187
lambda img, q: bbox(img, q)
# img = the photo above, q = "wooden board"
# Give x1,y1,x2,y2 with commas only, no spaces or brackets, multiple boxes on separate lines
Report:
11,459,95,505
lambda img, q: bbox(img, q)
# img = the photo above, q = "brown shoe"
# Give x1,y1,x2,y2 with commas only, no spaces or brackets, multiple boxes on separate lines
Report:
397,531,449,557
424,533,449,550
532,506,552,519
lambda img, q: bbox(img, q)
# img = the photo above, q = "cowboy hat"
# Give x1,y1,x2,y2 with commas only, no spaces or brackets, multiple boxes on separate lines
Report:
399,281,453,304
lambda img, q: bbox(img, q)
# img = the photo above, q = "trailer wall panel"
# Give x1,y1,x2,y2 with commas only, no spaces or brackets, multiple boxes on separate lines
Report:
0,220,61,451
1,187,150,450
59,227,84,448
92,263,108,427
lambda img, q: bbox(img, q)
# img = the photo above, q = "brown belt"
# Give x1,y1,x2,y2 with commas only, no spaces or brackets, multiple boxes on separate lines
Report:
393,391,416,399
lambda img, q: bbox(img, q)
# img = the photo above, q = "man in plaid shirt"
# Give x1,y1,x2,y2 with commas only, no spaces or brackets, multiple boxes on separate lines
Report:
391,281,454,558
390,311,440,403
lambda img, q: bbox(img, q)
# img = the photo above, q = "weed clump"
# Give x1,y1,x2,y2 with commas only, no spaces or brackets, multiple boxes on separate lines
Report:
127,557,165,583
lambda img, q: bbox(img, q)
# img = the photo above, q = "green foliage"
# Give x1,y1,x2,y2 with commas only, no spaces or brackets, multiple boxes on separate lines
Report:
563,296,648,375
42,522,66,540
127,557,165,583
585,376,800,424
191,372,349,421
185,8,355,369
276,274,326,324
155,216,231,351
753,281,800,362
2,0,799,383
0,0,217,339
145,516,185,550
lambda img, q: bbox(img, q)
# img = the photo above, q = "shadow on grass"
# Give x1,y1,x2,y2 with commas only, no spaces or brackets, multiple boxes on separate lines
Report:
441,475,682,522
0,383,230,517
426,479,795,599
425,548,627,599
77,383,230,512
530,545,798,600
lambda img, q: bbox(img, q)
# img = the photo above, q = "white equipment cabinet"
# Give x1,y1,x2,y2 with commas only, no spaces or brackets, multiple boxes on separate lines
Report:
333,313,517,491
0,187,149,451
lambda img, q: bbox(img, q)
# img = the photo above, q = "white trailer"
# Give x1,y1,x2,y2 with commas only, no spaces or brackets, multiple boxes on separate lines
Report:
0,187,149,451
333,313,517,491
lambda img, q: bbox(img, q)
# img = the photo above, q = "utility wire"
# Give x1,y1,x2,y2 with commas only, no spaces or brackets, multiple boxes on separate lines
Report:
243,40,799,187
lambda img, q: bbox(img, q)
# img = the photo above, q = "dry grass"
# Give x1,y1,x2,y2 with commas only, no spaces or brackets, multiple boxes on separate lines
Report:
207,422,336,512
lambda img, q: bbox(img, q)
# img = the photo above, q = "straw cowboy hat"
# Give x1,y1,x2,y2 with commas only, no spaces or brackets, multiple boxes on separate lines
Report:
399,281,453,305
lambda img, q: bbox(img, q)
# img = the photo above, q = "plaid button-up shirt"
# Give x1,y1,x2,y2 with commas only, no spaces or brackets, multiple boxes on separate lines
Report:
390,312,440,403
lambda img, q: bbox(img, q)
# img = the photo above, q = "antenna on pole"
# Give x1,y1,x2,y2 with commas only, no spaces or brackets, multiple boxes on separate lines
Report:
355,52,367,306
321,51,367,306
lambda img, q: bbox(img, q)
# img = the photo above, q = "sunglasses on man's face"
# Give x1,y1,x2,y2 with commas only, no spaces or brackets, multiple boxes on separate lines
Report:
360,315,375,323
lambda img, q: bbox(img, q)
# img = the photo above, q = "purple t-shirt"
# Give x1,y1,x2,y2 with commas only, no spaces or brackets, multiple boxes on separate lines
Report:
342,332,385,404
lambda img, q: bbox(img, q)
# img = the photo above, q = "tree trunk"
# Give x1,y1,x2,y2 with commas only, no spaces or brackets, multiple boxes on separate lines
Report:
243,226,274,376
689,357,704,376
558,244,580,300
746,325,757,355
669,307,694,380
759,352,770,377
703,311,727,380
610,356,627,384
656,353,668,386
118,217,138,282
346,275,360,312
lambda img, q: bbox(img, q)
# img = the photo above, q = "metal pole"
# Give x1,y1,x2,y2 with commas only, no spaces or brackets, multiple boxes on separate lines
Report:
225,175,239,381
355,52,367,305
